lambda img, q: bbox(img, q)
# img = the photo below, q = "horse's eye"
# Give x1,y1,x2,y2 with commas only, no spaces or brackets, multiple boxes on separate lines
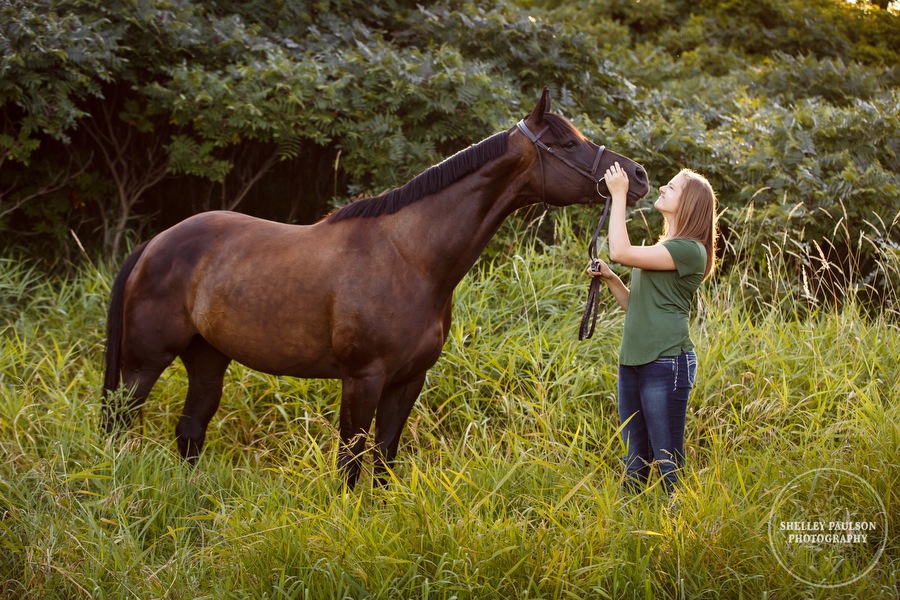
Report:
562,141,577,149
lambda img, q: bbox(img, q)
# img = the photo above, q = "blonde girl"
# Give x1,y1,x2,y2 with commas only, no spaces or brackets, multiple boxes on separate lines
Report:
589,164,718,493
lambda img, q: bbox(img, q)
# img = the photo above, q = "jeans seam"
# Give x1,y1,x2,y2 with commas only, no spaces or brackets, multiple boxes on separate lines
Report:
674,358,678,390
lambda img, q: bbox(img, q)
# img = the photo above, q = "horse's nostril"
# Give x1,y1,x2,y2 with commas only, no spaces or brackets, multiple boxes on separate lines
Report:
635,166,648,185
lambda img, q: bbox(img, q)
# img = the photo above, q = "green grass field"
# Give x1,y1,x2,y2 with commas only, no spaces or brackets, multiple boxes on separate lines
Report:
1,213,898,598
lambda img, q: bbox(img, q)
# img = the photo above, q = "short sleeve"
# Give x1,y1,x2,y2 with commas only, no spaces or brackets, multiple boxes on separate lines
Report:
663,238,706,278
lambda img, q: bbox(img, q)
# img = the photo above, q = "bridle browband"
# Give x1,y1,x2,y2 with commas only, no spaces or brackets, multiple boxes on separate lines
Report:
515,119,613,341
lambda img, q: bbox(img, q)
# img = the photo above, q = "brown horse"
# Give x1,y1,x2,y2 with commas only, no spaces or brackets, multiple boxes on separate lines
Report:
102,88,649,487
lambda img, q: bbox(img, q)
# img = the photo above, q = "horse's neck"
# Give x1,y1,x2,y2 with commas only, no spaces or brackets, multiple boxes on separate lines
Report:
384,165,533,292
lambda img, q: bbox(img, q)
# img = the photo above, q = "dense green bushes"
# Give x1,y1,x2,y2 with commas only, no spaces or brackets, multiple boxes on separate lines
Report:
2,0,898,302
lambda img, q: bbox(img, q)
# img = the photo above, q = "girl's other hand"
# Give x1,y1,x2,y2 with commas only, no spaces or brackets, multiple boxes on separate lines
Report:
585,258,615,281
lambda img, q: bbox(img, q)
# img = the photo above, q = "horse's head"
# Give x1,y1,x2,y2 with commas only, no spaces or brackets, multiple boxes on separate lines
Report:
515,88,649,207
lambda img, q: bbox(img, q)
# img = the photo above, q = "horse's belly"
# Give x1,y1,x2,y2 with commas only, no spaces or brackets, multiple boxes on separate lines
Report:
192,295,340,379
202,311,443,382
232,352,341,380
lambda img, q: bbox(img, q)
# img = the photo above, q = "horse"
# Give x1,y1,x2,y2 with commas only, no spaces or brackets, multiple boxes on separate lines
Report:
102,88,649,488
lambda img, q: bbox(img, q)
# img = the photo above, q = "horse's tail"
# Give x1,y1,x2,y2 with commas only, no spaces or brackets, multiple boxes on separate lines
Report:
102,241,149,428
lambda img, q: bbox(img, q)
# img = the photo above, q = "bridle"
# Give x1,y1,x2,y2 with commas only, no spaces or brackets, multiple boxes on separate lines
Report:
515,119,612,341
516,119,608,205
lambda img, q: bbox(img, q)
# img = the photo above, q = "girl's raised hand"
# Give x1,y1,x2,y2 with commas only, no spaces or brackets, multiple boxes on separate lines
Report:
604,162,629,200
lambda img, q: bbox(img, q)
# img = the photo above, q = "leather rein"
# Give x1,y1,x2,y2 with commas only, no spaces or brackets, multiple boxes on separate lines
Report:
515,119,611,341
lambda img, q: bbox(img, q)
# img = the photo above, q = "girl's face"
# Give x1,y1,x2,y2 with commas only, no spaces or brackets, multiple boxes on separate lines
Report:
655,172,687,220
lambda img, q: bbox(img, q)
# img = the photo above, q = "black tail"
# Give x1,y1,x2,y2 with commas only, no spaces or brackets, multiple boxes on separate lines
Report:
102,242,149,428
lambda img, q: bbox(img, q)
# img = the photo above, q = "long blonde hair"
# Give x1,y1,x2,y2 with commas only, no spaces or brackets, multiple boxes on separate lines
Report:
661,169,718,280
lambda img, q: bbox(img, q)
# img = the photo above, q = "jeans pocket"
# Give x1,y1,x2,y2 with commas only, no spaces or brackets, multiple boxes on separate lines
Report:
652,356,678,389
684,351,698,388
654,356,677,370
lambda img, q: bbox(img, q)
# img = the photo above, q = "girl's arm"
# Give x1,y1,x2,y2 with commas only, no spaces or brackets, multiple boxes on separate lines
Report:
605,163,676,271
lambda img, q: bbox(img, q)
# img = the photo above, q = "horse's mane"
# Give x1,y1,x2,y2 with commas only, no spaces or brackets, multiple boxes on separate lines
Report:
327,129,510,222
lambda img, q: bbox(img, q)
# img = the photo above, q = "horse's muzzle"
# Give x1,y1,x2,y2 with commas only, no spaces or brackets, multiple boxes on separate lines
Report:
626,165,649,206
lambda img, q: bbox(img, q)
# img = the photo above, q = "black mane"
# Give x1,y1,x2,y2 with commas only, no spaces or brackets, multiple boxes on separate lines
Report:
327,129,510,222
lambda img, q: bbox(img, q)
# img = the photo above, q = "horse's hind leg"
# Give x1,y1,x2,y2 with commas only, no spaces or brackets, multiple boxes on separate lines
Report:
105,334,178,434
176,336,231,464
105,360,172,434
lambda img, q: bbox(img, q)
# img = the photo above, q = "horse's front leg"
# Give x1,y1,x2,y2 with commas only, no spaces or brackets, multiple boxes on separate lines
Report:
373,372,428,487
337,370,385,489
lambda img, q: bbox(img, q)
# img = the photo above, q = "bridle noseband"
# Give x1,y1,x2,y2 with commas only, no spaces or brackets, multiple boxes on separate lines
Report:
515,119,613,341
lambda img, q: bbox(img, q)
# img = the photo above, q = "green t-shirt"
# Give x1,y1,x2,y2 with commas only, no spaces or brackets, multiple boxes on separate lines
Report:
619,238,706,366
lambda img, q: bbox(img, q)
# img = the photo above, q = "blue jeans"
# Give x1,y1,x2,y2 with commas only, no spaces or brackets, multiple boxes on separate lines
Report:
618,351,697,494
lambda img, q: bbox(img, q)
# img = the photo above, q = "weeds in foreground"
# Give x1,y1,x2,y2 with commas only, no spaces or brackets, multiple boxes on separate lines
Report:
1,212,898,598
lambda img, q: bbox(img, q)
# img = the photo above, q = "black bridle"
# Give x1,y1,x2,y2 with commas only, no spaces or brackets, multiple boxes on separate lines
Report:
516,120,608,202
516,119,612,341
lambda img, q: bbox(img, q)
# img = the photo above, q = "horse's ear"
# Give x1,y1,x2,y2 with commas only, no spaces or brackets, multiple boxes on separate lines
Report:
527,87,552,124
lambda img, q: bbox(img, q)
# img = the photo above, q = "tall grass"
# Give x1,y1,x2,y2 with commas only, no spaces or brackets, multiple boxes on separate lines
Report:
1,211,898,598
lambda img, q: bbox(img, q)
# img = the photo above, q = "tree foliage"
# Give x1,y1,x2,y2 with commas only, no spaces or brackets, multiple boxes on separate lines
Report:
1,0,898,296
